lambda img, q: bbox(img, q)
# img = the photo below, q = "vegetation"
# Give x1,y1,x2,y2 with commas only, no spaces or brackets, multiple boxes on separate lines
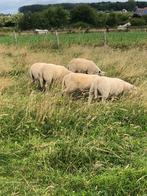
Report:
19,1,147,13
1,2,147,30
0,33,147,194
17,6,133,30
0,13,23,28
0,31,147,49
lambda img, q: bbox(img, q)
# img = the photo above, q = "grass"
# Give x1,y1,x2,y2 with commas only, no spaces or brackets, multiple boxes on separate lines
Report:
0,31,147,49
0,37,147,195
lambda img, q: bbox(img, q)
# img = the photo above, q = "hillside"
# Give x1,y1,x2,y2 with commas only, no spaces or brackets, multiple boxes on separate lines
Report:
19,1,147,13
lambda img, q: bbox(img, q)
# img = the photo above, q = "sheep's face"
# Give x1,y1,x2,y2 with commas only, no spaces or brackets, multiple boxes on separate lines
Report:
97,70,105,76
125,84,137,93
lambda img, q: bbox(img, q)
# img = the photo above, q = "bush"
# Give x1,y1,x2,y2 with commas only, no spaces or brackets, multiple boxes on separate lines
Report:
72,21,91,29
131,18,146,26
71,5,98,26
96,13,107,27
106,13,119,27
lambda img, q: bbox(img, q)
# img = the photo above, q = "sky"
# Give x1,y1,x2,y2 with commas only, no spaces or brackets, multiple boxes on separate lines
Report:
0,0,144,14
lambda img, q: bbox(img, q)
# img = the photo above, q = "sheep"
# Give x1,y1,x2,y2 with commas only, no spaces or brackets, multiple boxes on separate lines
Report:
88,76,136,103
29,63,48,87
68,58,104,75
117,22,131,32
40,63,71,91
62,72,100,96
34,29,48,35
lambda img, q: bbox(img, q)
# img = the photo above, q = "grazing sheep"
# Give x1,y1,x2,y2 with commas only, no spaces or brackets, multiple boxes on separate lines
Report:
88,76,136,103
62,72,100,96
40,63,71,91
117,22,131,32
29,63,47,85
68,58,104,75
34,29,48,35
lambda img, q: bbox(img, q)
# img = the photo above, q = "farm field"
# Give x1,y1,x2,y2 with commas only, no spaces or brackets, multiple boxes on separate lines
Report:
0,32,147,195
0,31,147,49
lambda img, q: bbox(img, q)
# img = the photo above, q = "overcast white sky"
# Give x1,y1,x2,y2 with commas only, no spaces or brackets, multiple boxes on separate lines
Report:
0,0,145,14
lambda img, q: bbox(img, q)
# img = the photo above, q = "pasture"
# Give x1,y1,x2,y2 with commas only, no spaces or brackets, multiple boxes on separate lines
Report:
0,32,147,195
0,31,147,49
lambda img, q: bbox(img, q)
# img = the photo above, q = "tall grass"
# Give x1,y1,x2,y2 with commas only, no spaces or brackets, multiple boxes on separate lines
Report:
0,44,147,195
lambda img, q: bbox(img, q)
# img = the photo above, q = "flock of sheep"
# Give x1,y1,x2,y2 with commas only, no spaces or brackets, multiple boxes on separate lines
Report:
29,58,136,103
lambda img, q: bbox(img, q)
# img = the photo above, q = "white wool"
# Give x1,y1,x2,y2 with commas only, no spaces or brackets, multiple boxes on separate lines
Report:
68,58,103,75
62,72,100,95
40,63,71,91
89,76,136,103
29,63,71,91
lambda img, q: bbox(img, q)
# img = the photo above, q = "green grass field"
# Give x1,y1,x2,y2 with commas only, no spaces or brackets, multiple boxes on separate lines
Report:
0,32,147,195
0,31,147,49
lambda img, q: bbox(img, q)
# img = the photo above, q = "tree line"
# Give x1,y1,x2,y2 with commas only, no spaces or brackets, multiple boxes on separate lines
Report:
19,1,147,13
18,5,147,30
1,3,147,30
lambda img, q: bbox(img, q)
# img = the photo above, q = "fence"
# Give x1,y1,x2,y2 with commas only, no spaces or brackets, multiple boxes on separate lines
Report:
0,30,147,49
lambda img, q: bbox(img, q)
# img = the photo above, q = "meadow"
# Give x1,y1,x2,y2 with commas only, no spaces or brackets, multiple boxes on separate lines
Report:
0,32,147,195
0,31,147,49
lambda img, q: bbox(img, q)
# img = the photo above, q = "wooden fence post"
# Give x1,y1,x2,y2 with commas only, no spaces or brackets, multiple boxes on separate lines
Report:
104,31,107,46
55,31,60,48
13,30,18,45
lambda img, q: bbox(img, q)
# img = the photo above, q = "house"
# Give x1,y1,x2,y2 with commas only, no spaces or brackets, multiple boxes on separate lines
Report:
134,6,147,17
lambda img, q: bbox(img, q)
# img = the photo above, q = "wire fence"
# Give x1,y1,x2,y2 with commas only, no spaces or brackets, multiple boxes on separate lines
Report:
0,30,147,49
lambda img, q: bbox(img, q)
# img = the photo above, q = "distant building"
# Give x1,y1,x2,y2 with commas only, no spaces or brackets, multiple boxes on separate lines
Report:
134,6,147,17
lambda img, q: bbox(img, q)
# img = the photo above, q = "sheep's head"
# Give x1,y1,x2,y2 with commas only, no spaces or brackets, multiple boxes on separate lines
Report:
97,70,105,76
125,83,137,93
132,85,138,94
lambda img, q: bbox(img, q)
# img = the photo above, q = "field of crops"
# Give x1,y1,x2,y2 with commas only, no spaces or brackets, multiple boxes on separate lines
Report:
0,31,147,49
0,32,147,195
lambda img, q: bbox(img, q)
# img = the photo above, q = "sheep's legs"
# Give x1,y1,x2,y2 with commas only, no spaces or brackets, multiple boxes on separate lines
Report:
62,88,73,96
88,94,94,104
111,96,118,102
38,78,47,92
39,77,43,88
101,97,107,103
43,78,53,92
88,88,94,104
94,89,98,99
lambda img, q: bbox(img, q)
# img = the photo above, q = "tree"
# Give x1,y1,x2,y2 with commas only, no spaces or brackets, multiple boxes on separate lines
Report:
18,12,33,30
96,13,107,27
44,7,69,28
71,5,97,26
106,13,118,27
130,18,146,26
55,7,70,28
128,0,136,11
0,13,23,28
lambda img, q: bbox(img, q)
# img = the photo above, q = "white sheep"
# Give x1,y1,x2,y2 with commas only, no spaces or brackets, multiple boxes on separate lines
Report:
29,63,48,85
88,76,136,103
62,72,100,95
117,22,131,31
68,58,104,75
40,63,71,91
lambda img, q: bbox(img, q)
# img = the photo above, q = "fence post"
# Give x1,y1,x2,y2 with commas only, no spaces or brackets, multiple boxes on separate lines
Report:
13,30,18,45
104,31,107,46
55,31,60,48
